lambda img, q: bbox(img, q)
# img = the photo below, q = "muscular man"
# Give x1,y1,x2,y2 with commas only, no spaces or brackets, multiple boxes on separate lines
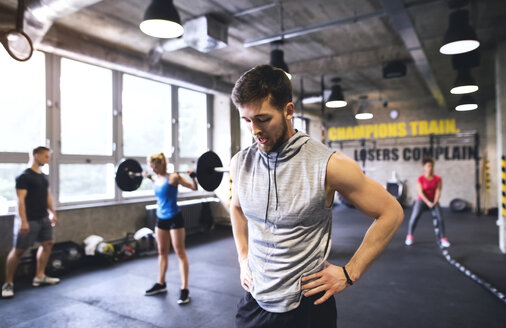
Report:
2,146,60,298
229,65,404,327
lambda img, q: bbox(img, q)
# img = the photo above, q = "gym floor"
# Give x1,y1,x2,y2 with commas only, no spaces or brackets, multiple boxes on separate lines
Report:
1,206,505,328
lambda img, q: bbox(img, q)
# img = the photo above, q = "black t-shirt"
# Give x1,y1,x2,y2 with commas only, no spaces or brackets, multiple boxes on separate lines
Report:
15,169,49,221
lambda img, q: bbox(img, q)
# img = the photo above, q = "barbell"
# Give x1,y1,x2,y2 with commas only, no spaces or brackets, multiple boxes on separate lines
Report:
115,151,229,192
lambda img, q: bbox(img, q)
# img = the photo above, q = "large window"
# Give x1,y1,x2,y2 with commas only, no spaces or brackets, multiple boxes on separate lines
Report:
0,50,46,152
293,116,308,133
59,59,114,203
0,49,46,214
59,164,115,203
0,164,27,214
0,52,213,211
178,88,208,158
122,74,173,198
122,74,172,157
60,58,113,155
240,119,253,150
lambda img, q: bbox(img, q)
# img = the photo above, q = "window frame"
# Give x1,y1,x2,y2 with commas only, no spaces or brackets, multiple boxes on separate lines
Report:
0,52,214,212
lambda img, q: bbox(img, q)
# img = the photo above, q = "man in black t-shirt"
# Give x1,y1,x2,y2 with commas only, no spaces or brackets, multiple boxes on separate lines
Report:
2,146,60,298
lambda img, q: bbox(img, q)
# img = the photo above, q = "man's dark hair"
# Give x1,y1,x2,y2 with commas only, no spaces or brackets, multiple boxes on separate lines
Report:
422,157,434,165
231,65,292,111
33,146,50,156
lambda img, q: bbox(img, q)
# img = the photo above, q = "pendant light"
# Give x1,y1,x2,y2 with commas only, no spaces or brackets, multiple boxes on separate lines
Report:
450,68,478,94
455,94,478,111
325,78,347,108
270,42,291,79
440,9,479,55
355,95,373,120
269,3,291,79
140,0,184,39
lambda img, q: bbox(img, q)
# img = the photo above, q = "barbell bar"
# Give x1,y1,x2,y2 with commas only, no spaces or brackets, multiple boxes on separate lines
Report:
115,151,229,192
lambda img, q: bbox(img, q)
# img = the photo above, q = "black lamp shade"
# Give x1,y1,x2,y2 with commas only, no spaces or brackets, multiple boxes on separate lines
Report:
455,94,478,111
440,9,479,55
452,49,480,69
451,69,478,94
326,85,347,108
270,49,290,76
355,104,373,120
140,0,184,38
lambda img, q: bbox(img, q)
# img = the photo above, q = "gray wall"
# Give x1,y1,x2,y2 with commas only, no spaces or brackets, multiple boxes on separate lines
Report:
324,97,492,208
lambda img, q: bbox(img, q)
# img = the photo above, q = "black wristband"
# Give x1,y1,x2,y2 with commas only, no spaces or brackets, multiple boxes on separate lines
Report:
342,266,354,286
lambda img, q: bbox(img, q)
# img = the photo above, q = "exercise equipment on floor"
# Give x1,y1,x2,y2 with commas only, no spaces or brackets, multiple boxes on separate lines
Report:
115,151,229,192
429,211,506,305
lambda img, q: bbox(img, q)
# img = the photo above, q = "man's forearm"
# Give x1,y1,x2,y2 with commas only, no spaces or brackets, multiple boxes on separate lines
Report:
345,203,403,282
47,193,56,215
231,208,249,263
18,201,28,222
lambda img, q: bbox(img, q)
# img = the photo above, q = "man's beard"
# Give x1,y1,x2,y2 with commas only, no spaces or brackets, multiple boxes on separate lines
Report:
262,118,288,153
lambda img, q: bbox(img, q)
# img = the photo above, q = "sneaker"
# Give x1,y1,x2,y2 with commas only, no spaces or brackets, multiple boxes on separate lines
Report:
440,238,451,248
33,275,60,287
178,289,190,305
145,282,167,296
2,283,14,298
405,234,413,246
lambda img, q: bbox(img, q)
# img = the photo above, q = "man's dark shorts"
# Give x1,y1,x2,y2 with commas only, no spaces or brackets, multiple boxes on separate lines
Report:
235,291,337,328
156,212,185,230
13,216,54,249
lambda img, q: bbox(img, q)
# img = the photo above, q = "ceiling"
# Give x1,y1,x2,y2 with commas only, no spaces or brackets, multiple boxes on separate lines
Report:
1,0,505,116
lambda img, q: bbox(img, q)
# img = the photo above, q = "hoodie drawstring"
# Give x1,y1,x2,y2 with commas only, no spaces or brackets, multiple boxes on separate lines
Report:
265,154,271,223
265,153,280,222
274,152,279,210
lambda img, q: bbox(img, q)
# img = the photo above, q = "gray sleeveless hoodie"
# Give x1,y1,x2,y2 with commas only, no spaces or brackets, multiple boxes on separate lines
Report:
235,131,335,313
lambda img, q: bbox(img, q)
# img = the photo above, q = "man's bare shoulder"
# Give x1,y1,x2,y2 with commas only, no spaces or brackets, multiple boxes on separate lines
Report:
327,152,365,191
328,151,361,170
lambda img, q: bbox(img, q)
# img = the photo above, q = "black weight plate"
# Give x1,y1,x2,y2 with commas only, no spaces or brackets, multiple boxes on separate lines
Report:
116,158,143,191
197,151,223,191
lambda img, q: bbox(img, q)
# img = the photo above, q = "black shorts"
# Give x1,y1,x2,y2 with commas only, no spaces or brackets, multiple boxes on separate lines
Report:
235,292,337,328
13,216,54,249
156,212,185,230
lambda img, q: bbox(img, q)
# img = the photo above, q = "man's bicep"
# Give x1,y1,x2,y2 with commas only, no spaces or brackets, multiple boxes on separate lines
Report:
16,189,27,200
328,153,394,218
351,177,398,219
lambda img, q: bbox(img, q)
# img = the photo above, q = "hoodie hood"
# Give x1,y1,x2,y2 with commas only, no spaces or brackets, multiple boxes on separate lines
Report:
259,130,310,164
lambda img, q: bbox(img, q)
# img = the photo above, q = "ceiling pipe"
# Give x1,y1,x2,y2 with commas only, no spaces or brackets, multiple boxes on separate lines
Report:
233,2,279,18
242,0,445,48
244,10,386,48
23,0,103,47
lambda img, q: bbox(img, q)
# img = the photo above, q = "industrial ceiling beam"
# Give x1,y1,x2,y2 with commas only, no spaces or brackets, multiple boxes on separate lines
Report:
378,0,447,109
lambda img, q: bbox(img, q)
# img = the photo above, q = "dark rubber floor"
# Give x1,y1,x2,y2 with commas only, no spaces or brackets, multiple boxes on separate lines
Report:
1,206,505,327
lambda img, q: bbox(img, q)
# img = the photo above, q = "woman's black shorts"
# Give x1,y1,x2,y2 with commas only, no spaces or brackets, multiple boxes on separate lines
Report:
156,212,185,230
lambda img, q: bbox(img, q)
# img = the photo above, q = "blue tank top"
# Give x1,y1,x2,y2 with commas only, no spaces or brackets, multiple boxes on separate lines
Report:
153,177,179,219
